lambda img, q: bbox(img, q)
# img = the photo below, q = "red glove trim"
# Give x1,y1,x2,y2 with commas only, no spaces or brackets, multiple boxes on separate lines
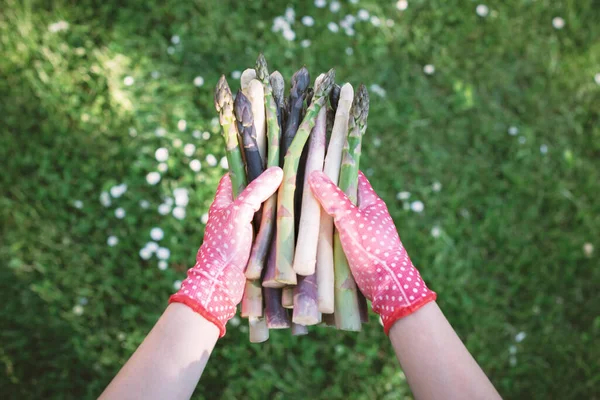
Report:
169,294,227,338
383,291,437,335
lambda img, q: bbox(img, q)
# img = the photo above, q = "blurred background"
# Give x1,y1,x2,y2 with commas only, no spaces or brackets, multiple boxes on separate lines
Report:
1,0,599,398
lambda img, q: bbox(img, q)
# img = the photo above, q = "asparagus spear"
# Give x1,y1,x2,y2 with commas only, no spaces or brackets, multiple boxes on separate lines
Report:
330,83,341,112
240,68,257,91
333,84,369,331
280,67,310,165
315,83,354,314
246,79,267,164
269,71,285,134
214,76,247,197
264,243,291,329
262,232,286,288
291,323,308,336
241,279,263,317
282,286,294,309
234,90,264,181
246,54,281,280
274,70,335,285
293,106,327,275
292,272,321,325
249,316,269,343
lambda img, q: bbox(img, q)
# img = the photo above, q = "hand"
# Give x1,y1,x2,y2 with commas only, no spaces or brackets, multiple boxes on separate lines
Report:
169,167,283,337
308,171,436,334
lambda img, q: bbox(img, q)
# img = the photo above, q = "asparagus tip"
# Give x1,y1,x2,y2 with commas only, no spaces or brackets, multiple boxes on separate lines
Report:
269,71,285,106
256,53,269,81
330,83,341,111
353,84,370,126
292,66,311,92
314,68,336,98
233,89,254,127
214,75,232,113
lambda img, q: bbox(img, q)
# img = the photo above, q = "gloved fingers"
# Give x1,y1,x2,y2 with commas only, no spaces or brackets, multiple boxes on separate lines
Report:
210,173,234,212
308,171,358,223
234,167,283,222
357,171,381,209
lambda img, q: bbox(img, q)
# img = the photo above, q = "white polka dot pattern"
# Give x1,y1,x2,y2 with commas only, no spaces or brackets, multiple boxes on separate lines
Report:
308,170,437,334
169,167,283,337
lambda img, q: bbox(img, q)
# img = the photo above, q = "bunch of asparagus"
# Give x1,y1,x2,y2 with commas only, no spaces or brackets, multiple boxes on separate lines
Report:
214,54,370,342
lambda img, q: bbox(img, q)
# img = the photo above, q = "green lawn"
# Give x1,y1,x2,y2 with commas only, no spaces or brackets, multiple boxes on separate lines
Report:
1,0,599,398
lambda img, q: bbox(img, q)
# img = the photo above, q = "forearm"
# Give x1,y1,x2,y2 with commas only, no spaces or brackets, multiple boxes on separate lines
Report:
100,304,219,400
389,302,501,400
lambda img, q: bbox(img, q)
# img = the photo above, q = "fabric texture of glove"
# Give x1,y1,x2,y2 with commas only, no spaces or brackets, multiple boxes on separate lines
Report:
169,167,283,337
308,170,436,334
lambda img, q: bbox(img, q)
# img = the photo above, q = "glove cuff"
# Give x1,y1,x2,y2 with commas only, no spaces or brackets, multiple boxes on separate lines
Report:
381,290,437,335
169,294,227,338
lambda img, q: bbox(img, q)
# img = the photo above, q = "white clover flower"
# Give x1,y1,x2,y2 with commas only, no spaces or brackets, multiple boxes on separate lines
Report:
73,304,84,315
173,206,186,220
158,203,172,215
164,197,174,206
540,144,548,154
508,126,519,136
171,35,180,44
139,200,150,209
48,20,69,33
107,236,119,246
373,137,382,148
174,189,189,207
173,280,182,290
220,156,229,169
282,28,296,41
117,332,126,341
410,200,424,213
167,46,175,55
155,147,169,162
396,191,411,200
370,16,381,26
396,0,408,11
206,154,218,167
192,130,201,139
345,27,355,36
74,200,83,209
193,76,204,87
358,9,370,21
129,128,137,137
423,64,435,75
514,332,526,342
432,181,442,192
123,76,135,86
327,22,339,32
150,227,164,241
146,172,161,185
272,16,290,32
155,127,167,137
583,243,594,257
345,47,354,56
189,159,202,172
202,131,211,140
430,226,441,238
369,84,386,97
231,70,241,80
476,5,489,17
157,247,171,260
201,213,209,224
151,71,160,79
139,247,152,260
595,73,600,85
330,1,341,12
100,192,111,207
302,16,315,26
110,183,127,198
285,7,295,23
552,17,565,29
301,39,311,48
146,241,159,252
509,345,517,355
114,207,126,219
158,260,168,271
315,0,326,8
183,143,196,157
518,136,526,144
158,163,168,173
229,315,241,327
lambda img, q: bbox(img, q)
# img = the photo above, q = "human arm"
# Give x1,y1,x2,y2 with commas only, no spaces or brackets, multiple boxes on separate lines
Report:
100,167,283,400
99,304,219,400
308,171,501,400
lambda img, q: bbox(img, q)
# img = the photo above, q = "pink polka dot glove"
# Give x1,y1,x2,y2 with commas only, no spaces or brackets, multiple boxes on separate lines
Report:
169,167,283,337
308,171,437,335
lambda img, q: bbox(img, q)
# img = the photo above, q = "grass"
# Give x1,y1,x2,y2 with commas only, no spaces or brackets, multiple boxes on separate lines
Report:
1,0,599,398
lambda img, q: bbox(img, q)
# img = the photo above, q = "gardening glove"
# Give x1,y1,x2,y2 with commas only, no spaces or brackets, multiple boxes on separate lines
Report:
308,171,436,334
169,167,283,337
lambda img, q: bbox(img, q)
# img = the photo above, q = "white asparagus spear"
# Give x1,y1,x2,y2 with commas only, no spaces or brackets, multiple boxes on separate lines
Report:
240,68,257,91
315,83,354,314
293,106,327,275
248,315,269,343
246,79,267,164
